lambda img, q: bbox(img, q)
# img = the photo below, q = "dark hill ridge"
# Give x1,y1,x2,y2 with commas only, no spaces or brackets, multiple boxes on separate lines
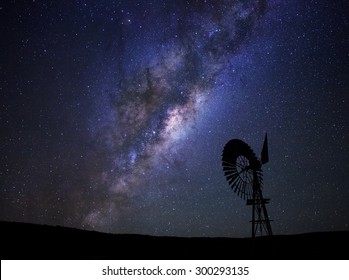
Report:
1,221,348,259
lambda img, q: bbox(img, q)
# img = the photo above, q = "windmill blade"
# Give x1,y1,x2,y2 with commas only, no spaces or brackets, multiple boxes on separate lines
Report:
223,167,234,173
261,133,269,165
242,181,247,200
236,183,242,197
228,174,239,186
233,184,239,193
222,161,236,167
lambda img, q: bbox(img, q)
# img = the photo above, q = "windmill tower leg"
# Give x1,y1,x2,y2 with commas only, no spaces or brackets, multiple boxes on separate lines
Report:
252,197,256,238
261,195,273,236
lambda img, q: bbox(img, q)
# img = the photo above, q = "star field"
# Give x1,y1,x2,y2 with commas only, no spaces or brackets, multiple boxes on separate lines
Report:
1,0,348,237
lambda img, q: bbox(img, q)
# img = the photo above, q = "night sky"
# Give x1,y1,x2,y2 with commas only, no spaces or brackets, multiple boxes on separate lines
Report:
1,0,348,237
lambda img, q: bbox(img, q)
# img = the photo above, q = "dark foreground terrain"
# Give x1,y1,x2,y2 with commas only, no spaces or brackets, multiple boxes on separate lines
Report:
1,221,348,259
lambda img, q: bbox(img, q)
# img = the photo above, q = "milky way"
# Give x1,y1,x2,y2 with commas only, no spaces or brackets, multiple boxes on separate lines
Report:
85,0,267,229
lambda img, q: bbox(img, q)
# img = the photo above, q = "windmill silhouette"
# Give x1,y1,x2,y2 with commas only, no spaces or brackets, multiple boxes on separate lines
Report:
222,133,273,238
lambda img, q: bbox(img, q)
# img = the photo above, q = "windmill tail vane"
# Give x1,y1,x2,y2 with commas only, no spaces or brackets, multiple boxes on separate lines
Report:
261,133,269,165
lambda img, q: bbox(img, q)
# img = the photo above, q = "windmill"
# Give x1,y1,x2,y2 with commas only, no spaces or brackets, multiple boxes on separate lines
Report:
222,133,273,238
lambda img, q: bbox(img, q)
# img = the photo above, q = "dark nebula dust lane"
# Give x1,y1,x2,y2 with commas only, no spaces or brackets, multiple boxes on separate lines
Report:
1,0,348,237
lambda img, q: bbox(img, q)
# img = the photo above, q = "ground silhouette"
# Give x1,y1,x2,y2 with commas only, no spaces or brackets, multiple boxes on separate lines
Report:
1,221,348,259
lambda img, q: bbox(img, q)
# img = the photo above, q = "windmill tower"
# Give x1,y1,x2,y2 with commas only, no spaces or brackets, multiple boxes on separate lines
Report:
222,133,273,238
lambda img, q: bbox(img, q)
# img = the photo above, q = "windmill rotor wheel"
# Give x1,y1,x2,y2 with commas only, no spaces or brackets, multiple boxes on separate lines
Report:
222,139,262,200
